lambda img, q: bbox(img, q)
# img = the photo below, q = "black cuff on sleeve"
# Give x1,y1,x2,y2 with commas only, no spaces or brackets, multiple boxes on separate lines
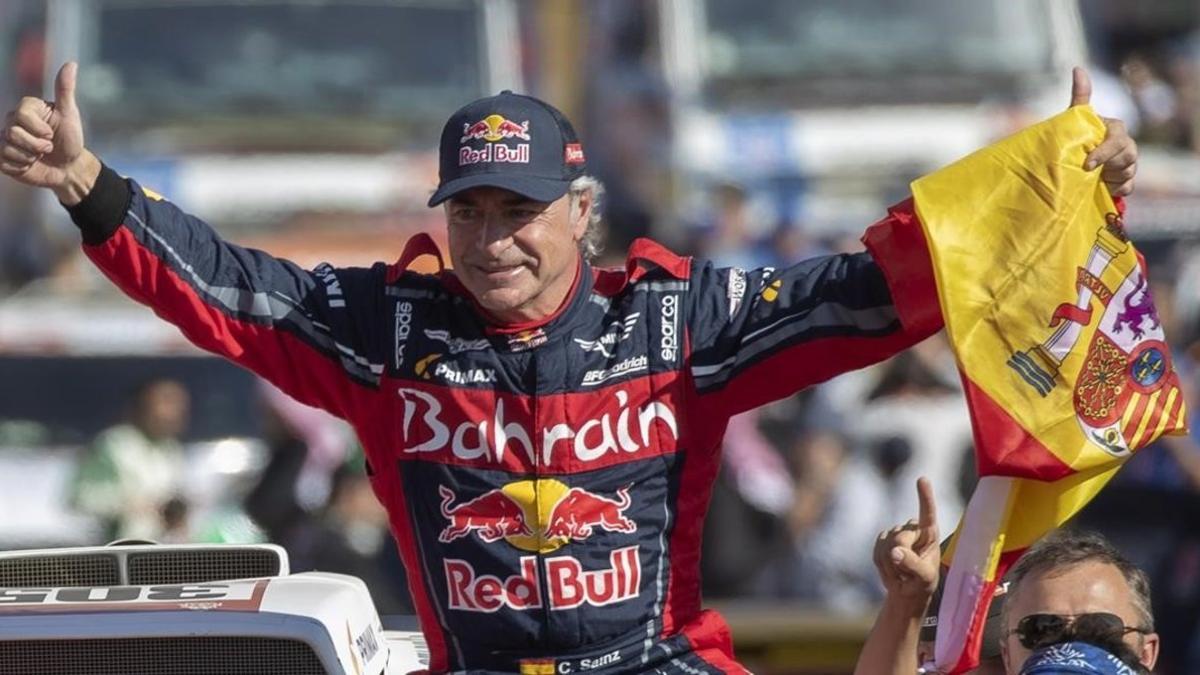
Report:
66,164,134,246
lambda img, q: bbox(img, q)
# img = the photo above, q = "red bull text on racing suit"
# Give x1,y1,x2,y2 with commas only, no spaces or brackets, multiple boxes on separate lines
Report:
66,165,942,673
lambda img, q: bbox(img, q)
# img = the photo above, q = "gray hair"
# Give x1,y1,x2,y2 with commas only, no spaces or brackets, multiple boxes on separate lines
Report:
1001,529,1155,634
569,175,605,261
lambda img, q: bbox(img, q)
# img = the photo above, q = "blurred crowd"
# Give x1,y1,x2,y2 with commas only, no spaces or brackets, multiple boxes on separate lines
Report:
57,374,413,616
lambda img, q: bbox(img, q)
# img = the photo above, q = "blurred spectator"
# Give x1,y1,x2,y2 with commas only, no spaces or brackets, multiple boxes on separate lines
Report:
158,496,192,544
289,463,413,616
244,380,352,546
1120,54,1183,146
853,346,973,530
687,181,776,269
0,9,56,290
701,411,794,598
581,0,671,254
758,429,890,612
70,378,190,541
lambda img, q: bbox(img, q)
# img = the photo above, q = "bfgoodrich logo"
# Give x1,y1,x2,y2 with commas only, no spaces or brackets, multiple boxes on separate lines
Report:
582,355,648,387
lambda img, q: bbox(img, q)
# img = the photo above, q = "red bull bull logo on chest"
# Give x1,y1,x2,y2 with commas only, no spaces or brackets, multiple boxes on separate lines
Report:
438,479,641,612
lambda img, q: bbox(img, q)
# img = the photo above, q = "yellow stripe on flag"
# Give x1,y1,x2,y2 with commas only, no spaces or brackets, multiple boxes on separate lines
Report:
1131,389,1162,450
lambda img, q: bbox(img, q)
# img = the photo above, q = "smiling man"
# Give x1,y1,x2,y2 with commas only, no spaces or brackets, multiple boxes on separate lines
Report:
1,63,1138,674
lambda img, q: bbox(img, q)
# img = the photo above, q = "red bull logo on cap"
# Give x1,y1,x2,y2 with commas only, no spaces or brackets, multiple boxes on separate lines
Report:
460,114,531,143
459,114,532,166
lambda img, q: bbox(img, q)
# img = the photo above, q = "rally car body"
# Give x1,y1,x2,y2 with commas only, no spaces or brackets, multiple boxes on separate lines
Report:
0,543,426,674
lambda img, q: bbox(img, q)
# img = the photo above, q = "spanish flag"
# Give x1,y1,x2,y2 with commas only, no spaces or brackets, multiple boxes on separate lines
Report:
874,107,1187,673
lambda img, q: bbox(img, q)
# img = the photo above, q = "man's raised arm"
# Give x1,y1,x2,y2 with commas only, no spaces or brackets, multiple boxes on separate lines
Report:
1,63,390,420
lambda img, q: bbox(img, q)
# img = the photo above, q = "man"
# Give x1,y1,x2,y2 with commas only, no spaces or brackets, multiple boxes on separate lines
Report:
1,63,1137,673
71,377,189,541
859,485,1156,675
1001,530,1159,673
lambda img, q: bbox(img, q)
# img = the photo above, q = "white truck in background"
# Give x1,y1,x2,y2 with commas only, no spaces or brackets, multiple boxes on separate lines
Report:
45,0,520,263
659,0,1090,237
3,0,521,353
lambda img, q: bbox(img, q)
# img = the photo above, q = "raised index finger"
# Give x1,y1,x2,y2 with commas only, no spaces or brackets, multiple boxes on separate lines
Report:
914,477,938,552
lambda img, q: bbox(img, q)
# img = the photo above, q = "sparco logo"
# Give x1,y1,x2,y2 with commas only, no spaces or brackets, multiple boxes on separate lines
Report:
397,389,677,464
659,295,678,361
444,546,640,612
394,301,413,368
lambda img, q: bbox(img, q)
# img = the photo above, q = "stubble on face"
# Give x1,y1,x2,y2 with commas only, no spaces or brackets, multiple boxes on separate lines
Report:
445,187,583,324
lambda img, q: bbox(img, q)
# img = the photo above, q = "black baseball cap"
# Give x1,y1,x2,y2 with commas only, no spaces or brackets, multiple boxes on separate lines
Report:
427,90,587,207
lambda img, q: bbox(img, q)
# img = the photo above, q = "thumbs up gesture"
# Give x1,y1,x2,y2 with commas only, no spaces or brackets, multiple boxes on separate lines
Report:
1,62,94,201
1068,66,1138,197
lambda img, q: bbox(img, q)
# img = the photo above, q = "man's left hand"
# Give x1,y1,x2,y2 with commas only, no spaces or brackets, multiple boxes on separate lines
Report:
1069,66,1137,197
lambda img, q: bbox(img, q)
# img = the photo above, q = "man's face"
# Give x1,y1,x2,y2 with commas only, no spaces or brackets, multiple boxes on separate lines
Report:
445,186,588,324
1001,561,1158,673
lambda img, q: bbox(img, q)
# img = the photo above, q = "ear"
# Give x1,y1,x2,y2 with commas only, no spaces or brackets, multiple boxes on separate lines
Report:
570,189,592,241
1000,638,1013,673
1140,632,1160,670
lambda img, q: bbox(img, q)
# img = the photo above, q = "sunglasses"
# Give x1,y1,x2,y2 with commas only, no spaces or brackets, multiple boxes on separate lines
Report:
1011,612,1151,650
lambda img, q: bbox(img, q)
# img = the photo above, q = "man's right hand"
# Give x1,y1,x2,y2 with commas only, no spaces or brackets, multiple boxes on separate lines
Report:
1,61,97,205
873,477,941,607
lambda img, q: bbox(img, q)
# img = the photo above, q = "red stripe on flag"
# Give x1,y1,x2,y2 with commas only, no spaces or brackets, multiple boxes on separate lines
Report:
944,548,1026,675
1122,391,1151,443
1173,392,1188,429
1167,388,1185,431
1132,388,1171,450
961,376,1075,481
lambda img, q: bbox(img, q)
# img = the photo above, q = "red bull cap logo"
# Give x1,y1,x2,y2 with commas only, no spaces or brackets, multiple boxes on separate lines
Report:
460,114,531,143
458,114,532,166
